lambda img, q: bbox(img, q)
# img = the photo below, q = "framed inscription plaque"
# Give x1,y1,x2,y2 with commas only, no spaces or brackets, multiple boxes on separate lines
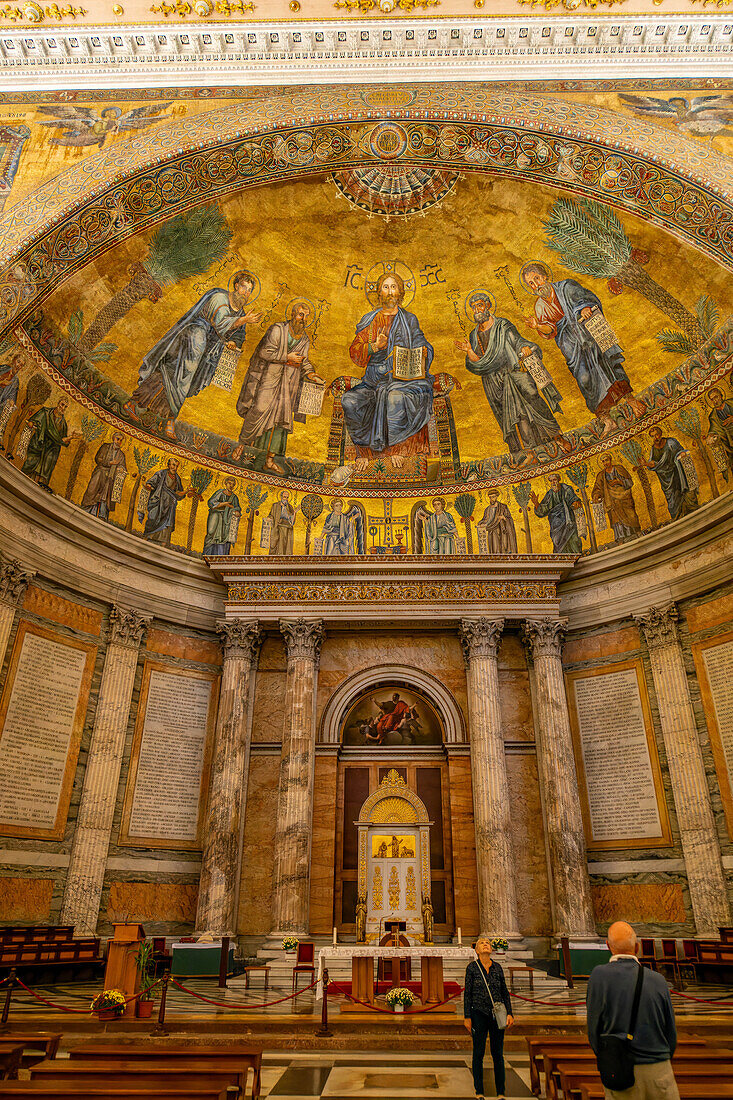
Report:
0,621,97,840
566,659,671,850
692,630,733,840
119,661,219,850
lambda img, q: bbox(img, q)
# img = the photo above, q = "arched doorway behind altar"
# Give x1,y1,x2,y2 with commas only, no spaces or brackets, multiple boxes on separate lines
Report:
356,770,432,940
333,679,457,938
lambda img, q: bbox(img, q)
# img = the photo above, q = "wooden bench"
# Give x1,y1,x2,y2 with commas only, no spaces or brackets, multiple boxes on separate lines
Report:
69,1043,262,1098
0,941,103,976
0,1034,61,1066
552,1058,733,1100
31,1057,251,1097
581,1085,733,1100
526,1036,707,1095
0,929,73,946
0,1048,23,1082
0,1085,231,1099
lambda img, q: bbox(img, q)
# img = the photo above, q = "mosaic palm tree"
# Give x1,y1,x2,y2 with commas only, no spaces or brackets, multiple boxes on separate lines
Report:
78,204,233,351
454,492,476,554
566,462,597,553
511,481,533,554
243,484,268,555
65,413,105,500
300,493,324,556
673,406,719,498
543,197,703,343
126,446,158,532
187,467,215,551
657,295,719,357
620,438,658,530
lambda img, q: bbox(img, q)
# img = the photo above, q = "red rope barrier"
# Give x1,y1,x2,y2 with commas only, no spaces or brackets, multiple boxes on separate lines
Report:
510,991,587,1007
671,987,733,1005
169,975,320,1010
14,974,165,1015
327,980,465,1015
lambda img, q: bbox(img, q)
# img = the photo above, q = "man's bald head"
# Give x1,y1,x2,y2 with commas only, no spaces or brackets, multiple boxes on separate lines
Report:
607,921,638,956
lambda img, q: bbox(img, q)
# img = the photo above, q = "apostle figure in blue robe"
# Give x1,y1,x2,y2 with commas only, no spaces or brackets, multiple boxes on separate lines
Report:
124,270,261,441
645,426,699,520
341,271,434,473
523,262,645,434
141,458,193,547
531,472,584,554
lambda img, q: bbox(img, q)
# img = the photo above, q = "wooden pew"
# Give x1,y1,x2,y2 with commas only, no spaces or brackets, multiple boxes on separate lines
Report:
0,1033,61,1066
31,1058,250,1096
552,1059,733,1100
0,1085,231,1099
69,1043,262,1098
581,1086,733,1100
0,1048,23,1081
526,1036,707,1096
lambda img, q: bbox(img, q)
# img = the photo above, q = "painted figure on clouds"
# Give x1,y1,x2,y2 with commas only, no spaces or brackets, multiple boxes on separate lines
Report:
235,300,323,473
456,290,567,455
341,272,434,473
125,270,261,440
523,262,645,433
532,472,583,554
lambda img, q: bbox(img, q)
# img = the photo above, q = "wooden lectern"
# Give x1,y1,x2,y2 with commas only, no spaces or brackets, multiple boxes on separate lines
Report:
104,923,145,1018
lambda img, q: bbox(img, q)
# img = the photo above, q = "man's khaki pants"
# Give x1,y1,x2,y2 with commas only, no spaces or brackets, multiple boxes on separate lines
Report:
605,1061,680,1100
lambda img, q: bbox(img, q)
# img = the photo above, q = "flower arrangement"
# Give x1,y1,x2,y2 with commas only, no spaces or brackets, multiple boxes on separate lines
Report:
491,938,509,952
282,936,299,952
90,989,126,1016
385,987,414,1009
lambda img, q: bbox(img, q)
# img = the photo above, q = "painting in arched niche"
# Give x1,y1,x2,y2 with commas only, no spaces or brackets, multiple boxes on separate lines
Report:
341,684,443,748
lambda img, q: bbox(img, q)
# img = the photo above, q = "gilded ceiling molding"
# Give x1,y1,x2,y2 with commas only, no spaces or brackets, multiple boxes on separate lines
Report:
334,0,439,12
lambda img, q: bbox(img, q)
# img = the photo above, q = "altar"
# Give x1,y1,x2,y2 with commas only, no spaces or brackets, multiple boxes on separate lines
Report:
317,944,475,1006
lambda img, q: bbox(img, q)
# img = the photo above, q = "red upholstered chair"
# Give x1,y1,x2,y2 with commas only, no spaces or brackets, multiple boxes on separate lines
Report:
680,939,699,985
292,941,316,993
638,938,657,970
658,938,680,984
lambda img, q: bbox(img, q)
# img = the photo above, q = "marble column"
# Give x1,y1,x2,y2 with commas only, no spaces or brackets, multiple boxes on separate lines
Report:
269,618,324,937
635,603,731,935
459,618,521,940
61,606,151,935
523,618,596,939
195,618,263,935
0,559,34,666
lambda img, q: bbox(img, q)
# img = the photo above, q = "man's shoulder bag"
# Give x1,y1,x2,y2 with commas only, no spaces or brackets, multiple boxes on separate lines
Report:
477,961,508,1030
596,963,645,1091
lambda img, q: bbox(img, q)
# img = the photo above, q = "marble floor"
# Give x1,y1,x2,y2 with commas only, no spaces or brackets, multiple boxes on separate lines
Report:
257,1051,534,1098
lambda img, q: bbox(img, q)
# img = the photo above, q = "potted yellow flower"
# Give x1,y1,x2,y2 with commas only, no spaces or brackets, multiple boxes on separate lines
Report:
91,989,126,1020
282,936,299,953
385,987,414,1013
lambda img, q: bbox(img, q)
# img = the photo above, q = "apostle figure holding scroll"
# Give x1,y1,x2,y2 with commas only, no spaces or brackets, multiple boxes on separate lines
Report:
341,271,434,473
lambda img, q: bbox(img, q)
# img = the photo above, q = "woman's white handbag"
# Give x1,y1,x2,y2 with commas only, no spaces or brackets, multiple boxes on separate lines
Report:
478,962,508,1029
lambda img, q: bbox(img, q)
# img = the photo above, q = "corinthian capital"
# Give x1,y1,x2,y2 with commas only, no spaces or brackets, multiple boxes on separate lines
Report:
108,605,152,649
216,618,263,662
0,559,35,608
523,618,566,659
280,618,324,664
459,618,504,664
635,603,679,651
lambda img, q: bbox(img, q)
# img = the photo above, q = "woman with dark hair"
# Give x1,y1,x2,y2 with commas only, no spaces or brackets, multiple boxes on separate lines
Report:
464,936,514,1100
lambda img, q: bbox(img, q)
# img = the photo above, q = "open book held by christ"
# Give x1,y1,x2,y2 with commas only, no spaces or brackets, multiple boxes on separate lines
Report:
392,345,428,381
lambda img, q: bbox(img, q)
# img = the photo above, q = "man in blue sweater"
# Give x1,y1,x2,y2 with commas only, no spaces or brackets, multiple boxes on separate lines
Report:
587,921,679,1099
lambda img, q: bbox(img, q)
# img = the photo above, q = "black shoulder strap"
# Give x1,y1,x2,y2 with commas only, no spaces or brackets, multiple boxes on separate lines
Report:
628,964,645,1039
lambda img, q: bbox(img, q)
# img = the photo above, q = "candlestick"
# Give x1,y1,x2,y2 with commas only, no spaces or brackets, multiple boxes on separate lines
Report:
457,927,462,945
332,926,337,946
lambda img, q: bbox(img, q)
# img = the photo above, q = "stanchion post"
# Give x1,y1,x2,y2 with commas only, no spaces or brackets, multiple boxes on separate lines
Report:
315,968,331,1038
152,973,169,1036
218,936,230,990
560,937,574,990
0,969,15,1031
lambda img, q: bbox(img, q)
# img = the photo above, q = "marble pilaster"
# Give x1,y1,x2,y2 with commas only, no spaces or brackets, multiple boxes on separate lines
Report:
0,559,34,666
269,618,324,937
523,618,596,939
635,603,731,935
195,618,263,935
61,606,151,935
459,618,520,940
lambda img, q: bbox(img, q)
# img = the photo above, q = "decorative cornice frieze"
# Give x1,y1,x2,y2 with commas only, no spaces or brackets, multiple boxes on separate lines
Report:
229,580,555,604
459,618,504,664
108,604,152,649
0,559,34,608
634,603,680,651
522,617,566,659
0,15,730,87
280,618,324,665
216,617,263,661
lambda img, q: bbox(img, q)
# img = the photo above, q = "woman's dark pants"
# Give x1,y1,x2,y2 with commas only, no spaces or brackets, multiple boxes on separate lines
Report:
470,1010,506,1095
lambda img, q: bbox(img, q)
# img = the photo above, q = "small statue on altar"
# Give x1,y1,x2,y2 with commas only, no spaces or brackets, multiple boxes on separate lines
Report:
355,893,367,943
421,894,434,944
390,834,400,858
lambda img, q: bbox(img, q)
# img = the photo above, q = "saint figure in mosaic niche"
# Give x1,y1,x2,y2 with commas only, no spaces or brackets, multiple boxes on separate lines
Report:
644,426,699,521
266,489,296,556
522,261,645,435
591,454,641,542
203,477,241,556
414,498,458,555
320,498,365,556
22,398,80,490
235,300,323,473
81,431,127,521
124,270,261,441
456,290,567,455
476,488,518,554
706,388,733,478
531,472,583,555
141,458,192,547
341,271,434,474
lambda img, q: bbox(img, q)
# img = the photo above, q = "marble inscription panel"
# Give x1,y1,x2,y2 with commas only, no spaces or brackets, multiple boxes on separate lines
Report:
694,632,733,838
567,662,670,849
0,623,96,839
120,662,217,849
